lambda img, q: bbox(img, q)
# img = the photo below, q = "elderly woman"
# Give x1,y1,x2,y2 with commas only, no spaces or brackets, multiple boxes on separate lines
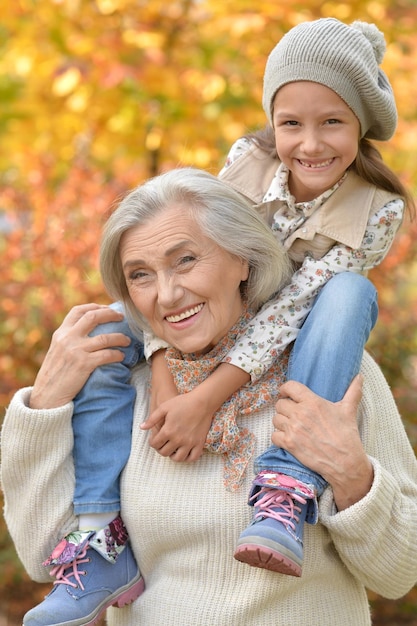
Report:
2,168,417,626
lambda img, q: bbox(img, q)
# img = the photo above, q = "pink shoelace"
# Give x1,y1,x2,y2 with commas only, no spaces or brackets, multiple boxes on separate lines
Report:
49,547,90,591
251,487,308,531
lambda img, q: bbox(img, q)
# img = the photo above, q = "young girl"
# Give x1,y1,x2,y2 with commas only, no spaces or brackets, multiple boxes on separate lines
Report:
23,17,415,626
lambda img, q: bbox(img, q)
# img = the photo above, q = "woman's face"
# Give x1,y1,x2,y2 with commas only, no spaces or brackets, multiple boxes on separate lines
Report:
120,204,249,354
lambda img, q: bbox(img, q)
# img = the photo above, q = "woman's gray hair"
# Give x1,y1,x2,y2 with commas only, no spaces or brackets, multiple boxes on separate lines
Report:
100,167,291,333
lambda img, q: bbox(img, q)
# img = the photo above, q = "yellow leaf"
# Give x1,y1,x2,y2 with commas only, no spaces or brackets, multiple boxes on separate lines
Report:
52,67,82,97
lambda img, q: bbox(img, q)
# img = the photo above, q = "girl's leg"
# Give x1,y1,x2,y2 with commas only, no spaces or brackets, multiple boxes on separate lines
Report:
72,302,144,515
235,273,378,575
254,272,378,488
24,303,146,626
289,272,378,401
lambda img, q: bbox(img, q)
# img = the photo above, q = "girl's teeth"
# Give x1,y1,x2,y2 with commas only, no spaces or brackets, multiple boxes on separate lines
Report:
166,304,203,322
299,159,332,168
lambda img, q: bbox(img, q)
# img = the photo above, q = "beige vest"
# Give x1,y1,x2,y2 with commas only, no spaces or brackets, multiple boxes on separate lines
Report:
219,145,400,263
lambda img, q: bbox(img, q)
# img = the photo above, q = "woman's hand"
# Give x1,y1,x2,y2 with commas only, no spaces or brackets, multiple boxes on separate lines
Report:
29,304,131,409
272,375,374,510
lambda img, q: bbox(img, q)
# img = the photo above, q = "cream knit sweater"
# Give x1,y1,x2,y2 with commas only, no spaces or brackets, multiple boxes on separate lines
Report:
2,352,417,626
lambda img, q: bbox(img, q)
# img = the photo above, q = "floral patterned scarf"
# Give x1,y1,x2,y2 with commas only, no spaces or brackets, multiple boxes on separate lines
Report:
165,310,288,491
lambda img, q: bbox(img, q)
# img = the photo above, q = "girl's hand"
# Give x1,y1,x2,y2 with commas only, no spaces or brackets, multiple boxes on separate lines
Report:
145,357,247,463
272,375,374,510
142,391,213,463
30,304,131,409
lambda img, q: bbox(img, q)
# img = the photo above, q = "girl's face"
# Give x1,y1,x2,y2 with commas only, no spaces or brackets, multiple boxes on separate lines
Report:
120,204,249,355
272,81,361,202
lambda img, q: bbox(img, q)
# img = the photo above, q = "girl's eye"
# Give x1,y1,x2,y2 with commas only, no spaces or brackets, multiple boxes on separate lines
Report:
326,118,340,125
284,120,298,126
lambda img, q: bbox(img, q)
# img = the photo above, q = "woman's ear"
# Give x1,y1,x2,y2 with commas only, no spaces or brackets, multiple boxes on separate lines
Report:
241,259,250,282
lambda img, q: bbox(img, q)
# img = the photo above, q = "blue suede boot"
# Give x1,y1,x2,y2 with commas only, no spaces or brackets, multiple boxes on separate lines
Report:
234,471,317,576
23,516,145,626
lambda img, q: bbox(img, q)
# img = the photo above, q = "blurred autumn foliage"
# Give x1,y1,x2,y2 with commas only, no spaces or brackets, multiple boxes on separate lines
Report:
0,0,416,623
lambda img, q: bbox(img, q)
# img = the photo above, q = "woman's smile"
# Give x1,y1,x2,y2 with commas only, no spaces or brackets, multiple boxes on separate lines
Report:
165,303,204,324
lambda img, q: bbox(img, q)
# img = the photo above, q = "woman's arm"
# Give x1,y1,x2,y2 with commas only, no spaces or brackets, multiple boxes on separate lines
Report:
272,353,417,598
326,354,417,598
272,374,373,509
1,389,77,582
0,304,135,580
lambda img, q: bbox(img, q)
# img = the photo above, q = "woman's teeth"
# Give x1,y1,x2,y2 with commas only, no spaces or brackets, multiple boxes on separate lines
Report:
166,304,203,322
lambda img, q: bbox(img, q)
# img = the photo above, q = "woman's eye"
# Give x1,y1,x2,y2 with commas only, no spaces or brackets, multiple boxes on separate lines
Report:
178,255,196,265
129,270,149,281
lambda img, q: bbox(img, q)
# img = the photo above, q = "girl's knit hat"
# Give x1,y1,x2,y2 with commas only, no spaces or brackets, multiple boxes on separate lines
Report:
262,18,397,140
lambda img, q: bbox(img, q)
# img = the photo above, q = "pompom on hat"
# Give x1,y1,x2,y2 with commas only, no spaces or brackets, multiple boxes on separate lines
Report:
262,18,397,140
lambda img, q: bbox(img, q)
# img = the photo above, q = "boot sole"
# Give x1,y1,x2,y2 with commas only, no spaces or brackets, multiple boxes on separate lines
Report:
25,573,146,626
87,574,145,625
234,543,302,576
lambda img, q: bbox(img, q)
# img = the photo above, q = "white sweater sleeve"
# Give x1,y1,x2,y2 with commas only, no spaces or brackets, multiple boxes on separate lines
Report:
319,352,417,598
0,388,78,582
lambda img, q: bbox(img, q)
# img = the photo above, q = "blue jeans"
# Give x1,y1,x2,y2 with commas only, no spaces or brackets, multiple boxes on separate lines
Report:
72,302,144,514
254,272,378,496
